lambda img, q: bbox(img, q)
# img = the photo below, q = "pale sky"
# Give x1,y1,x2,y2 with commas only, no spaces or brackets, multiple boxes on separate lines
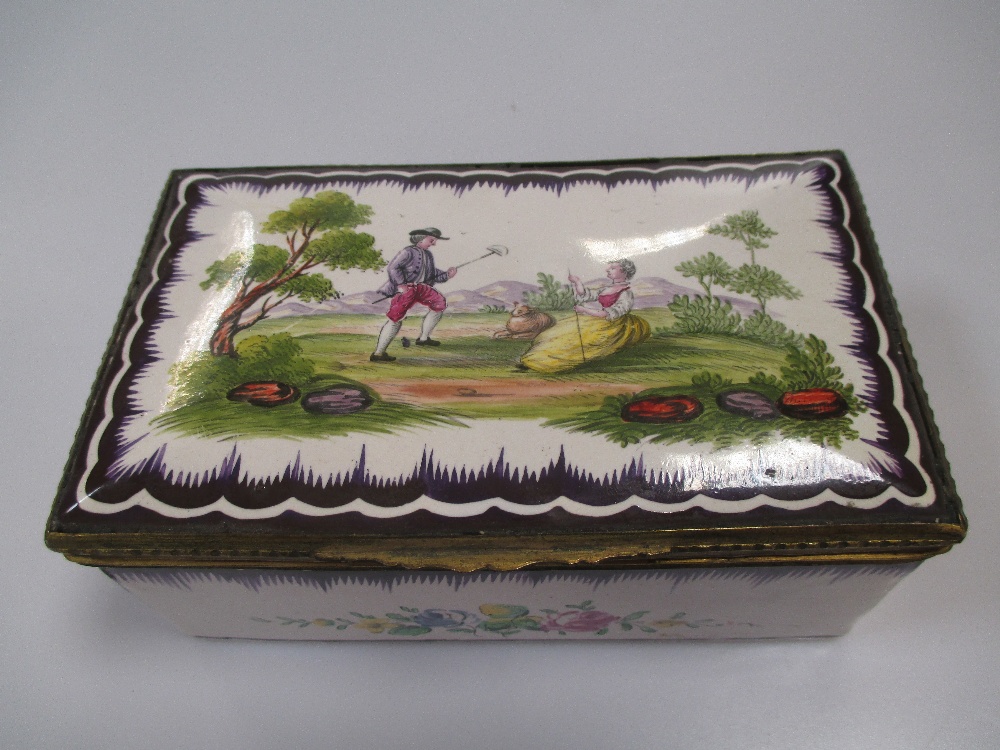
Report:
187,169,834,299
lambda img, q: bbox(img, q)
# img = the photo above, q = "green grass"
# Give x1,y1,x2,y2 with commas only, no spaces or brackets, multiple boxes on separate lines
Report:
252,311,784,386
156,310,806,443
549,381,860,449
153,373,465,440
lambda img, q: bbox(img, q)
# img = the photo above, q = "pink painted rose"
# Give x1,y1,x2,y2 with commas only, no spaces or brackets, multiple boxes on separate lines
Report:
540,610,619,633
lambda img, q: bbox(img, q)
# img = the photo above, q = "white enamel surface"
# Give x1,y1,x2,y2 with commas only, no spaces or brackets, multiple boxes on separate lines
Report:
106,565,916,641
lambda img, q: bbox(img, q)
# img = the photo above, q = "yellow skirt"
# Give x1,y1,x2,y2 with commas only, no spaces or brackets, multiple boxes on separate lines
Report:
520,313,651,373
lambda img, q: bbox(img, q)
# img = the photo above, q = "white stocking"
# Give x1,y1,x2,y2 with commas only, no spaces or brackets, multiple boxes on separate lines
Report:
374,319,403,354
420,310,443,340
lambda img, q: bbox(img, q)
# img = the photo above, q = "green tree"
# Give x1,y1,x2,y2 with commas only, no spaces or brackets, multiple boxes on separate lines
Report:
200,191,386,357
675,252,735,303
727,263,801,315
707,210,777,264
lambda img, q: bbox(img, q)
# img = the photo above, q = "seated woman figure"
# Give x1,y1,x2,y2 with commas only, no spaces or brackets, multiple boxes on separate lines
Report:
520,259,650,373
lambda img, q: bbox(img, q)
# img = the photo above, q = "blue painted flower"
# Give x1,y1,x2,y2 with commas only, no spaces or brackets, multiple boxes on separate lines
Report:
412,609,478,629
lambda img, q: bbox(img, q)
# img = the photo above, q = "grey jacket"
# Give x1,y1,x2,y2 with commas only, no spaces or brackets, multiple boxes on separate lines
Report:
377,245,450,297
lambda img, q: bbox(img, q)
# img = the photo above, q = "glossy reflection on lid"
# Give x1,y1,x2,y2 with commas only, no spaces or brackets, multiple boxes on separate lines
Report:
582,224,710,263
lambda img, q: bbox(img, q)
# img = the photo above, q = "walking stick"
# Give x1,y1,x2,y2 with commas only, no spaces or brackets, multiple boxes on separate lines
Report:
570,269,586,364
574,308,587,364
453,244,509,270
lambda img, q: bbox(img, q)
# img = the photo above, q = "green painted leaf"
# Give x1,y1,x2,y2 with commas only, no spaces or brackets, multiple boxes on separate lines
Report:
619,622,633,632
282,272,334,303
480,619,515,631
305,229,385,273
510,618,542,630
596,628,609,636
639,626,657,633
622,611,650,622
479,604,529,618
388,625,432,637
261,191,374,235
385,613,410,621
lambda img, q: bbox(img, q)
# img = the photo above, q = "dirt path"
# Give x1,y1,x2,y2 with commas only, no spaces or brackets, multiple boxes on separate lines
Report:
374,377,639,404
313,321,506,337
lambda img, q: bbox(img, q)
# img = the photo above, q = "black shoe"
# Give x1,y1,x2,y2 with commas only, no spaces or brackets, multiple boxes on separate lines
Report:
370,352,396,362
415,338,441,347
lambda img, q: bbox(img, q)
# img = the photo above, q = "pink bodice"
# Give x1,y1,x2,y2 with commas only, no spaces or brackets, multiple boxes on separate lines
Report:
597,286,629,308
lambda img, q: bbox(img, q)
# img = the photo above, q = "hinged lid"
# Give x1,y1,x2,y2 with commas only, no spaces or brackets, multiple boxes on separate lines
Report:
46,153,966,571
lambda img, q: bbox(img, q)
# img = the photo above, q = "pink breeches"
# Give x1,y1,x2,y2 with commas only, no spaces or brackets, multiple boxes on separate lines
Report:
386,283,447,322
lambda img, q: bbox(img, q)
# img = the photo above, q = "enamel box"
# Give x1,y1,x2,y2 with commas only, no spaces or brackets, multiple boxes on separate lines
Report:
46,153,966,640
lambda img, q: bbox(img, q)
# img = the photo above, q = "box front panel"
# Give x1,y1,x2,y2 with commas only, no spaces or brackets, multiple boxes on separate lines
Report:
107,564,918,640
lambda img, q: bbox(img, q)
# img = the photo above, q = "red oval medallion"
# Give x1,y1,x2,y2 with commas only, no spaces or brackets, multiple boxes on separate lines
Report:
777,388,849,419
621,395,704,423
227,381,300,407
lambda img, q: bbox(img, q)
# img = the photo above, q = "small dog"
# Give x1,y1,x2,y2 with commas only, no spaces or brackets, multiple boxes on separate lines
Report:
493,303,555,340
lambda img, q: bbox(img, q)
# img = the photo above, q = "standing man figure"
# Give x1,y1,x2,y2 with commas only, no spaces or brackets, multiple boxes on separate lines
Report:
370,228,457,362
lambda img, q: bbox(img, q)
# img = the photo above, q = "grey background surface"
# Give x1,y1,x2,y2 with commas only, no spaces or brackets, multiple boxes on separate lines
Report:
3,2,997,748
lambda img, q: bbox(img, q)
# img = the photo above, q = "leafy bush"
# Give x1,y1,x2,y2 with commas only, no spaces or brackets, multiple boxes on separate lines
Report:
690,371,733,390
548,386,779,449
778,416,860,450
479,304,507,313
748,371,784,390
666,295,742,335
167,333,316,408
782,335,850,392
751,334,867,420
740,310,805,349
523,272,576,311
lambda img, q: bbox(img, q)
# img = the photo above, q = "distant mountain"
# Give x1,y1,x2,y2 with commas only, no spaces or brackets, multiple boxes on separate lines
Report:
446,289,514,312
254,277,761,317
623,277,758,315
266,301,331,318
325,290,392,314
474,280,539,305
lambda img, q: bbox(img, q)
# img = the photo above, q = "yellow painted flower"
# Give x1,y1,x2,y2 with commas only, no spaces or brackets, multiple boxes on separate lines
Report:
479,604,529,618
353,618,396,634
